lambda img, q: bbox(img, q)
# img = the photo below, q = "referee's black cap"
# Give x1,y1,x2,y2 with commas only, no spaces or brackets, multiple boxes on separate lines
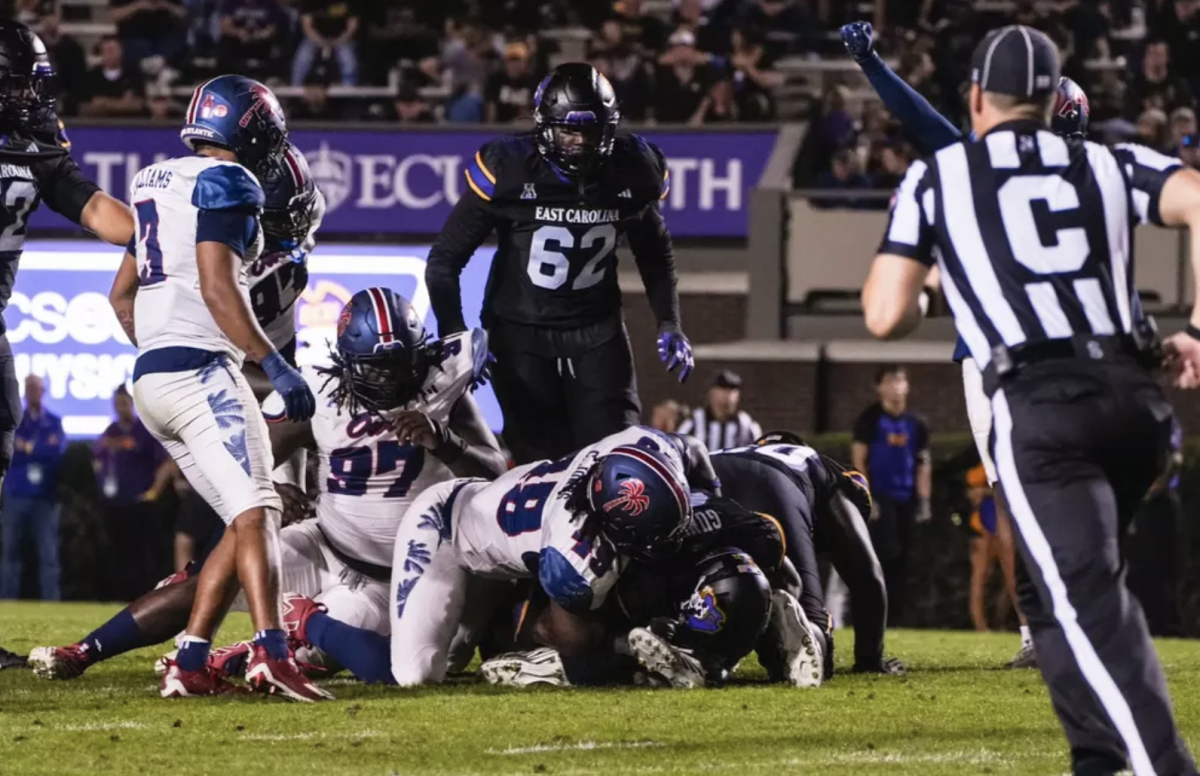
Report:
970,25,1060,98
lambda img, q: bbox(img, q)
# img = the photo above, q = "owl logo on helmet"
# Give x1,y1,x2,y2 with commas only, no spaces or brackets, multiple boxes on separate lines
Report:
683,586,727,634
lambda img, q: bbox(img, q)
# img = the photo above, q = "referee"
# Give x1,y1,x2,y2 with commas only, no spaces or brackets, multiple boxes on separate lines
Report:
862,26,1199,776
677,370,762,450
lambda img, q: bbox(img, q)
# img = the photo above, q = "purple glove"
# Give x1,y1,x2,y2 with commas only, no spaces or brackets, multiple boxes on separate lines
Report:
657,331,694,383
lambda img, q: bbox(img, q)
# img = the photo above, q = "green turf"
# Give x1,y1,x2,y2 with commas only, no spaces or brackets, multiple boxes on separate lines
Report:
2,601,1199,775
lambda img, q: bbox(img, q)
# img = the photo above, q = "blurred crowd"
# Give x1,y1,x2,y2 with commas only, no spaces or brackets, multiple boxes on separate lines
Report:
797,0,1200,190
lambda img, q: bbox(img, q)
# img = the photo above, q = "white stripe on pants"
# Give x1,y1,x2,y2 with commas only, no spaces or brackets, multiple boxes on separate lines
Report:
991,388,1155,775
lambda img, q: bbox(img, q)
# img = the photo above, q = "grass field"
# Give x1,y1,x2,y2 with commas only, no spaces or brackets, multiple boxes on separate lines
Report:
2,602,1199,776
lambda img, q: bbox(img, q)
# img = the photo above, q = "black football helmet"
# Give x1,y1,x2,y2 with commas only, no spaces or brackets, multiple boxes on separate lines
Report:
533,62,620,177
0,20,55,136
671,548,772,669
1052,76,1089,139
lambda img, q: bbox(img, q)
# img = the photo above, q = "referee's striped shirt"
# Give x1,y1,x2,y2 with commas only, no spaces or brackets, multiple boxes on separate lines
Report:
879,119,1182,369
678,407,763,451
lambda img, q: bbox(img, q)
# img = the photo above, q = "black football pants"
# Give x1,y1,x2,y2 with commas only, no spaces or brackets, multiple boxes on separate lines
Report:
488,318,641,465
0,336,20,487
990,359,1196,776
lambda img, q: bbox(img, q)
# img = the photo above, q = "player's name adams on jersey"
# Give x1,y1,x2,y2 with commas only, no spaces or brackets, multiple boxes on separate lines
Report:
262,330,480,567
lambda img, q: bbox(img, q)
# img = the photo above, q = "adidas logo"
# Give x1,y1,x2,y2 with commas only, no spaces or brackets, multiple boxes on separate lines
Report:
618,188,632,199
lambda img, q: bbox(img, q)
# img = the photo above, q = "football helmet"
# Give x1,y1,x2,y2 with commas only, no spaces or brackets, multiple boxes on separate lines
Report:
533,62,620,177
0,20,55,136
673,548,772,668
181,74,288,176
329,288,432,415
1052,76,1089,139
259,142,319,254
588,444,691,560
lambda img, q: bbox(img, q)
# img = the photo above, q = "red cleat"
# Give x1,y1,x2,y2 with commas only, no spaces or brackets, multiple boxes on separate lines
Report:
207,641,253,679
281,593,325,645
29,644,89,680
160,660,243,698
245,644,333,702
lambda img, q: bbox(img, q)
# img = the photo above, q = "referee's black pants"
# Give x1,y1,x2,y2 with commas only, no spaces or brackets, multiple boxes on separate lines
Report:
991,358,1196,776
488,315,641,465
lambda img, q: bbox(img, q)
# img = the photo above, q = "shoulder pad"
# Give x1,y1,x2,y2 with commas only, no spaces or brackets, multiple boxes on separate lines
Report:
192,163,265,213
465,135,538,203
620,134,670,203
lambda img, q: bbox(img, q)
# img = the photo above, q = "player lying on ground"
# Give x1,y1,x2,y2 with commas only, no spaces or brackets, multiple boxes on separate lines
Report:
30,288,505,683
841,20,1095,670
0,20,137,665
268,427,698,685
480,492,815,689
98,75,325,702
481,433,902,688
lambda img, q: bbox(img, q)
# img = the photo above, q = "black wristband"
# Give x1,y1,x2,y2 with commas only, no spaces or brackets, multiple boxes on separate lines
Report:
1186,324,1200,342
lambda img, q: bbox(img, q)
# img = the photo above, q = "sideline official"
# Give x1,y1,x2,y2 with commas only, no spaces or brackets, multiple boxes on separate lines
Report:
862,25,1199,776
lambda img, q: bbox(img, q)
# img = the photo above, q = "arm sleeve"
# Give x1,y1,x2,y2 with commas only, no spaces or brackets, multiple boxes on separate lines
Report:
426,193,498,336
1112,143,1185,226
876,159,935,265
915,417,930,452
31,153,101,224
626,205,681,333
858,55,962,154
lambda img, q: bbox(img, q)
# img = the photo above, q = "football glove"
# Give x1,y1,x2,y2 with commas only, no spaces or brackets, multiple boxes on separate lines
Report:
261,350,316,422
840,21,876,62
657,330,694,383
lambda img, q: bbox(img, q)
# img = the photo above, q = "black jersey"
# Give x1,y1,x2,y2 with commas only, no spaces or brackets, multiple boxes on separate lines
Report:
0,117,100,333
713,443,864,514
614,494,785,624
426,132,680,333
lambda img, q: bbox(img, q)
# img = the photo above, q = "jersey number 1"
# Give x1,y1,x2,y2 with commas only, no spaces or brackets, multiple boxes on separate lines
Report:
135,200,166,286
528,224,616,291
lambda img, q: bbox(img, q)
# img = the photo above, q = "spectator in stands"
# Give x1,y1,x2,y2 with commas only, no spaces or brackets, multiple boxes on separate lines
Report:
811,85,856,168
655,29,711,123
650,399,685,434
852,364,931,627
678,370,761,450
389,83,437,123
811,148,873,209
697,74,738,123
109,0,187,69
1127,40,1192,118
218,0,286,79
589,16,652,120
869,140,911,192
1155,0,1200,88
1136,107,1170,151
37,13,86,117
728,26,779,121
94,385,173,601
674,0,726,54
15,0,49,28
362,6,440,86
614,0,667,56
292,0,360,86
147,84,181,119
484,42,538,124
1,375,65,601
440,21,492,122
290,75,342,121
735,0,814,56
78,36,146,118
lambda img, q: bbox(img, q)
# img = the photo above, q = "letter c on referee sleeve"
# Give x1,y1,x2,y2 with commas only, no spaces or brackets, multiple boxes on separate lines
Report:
991,390,1156,776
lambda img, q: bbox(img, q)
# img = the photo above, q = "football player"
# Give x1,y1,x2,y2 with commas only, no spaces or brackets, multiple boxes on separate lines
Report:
842,20,1092,669
107,75,323,701
278,427,695,686
426,62,694,465
0,20,135,666
27,144,329,683
481,492,813,690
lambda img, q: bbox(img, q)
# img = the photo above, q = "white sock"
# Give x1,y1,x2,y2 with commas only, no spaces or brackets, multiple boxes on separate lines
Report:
1019,625,1032,647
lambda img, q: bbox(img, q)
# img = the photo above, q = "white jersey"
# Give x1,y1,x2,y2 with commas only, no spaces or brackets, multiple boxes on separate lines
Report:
247,187,326,351
263,329,483,567
451,426,688,613
129,156,264,363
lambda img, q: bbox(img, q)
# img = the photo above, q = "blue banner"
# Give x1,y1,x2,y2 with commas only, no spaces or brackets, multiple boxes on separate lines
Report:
28,125,777,238
7,240,499,437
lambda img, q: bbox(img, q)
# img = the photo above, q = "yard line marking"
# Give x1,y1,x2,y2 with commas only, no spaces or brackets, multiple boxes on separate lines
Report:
239,731,384,742
57,721,149,732
488,741,664,755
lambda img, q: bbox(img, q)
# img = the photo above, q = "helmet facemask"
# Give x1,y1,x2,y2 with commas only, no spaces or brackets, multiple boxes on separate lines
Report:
330,342,431,417
536,119,617,177
0,62,54,135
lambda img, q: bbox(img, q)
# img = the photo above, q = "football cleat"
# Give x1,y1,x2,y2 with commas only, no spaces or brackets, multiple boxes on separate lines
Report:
480,648,570,687
207,641,253,679
160,660,243,698
1,645,29,670
28,644,87,679
769,589,824,688
628,627,706,689
245,644,333,702
1008,642,1037,669
281,592,325,645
